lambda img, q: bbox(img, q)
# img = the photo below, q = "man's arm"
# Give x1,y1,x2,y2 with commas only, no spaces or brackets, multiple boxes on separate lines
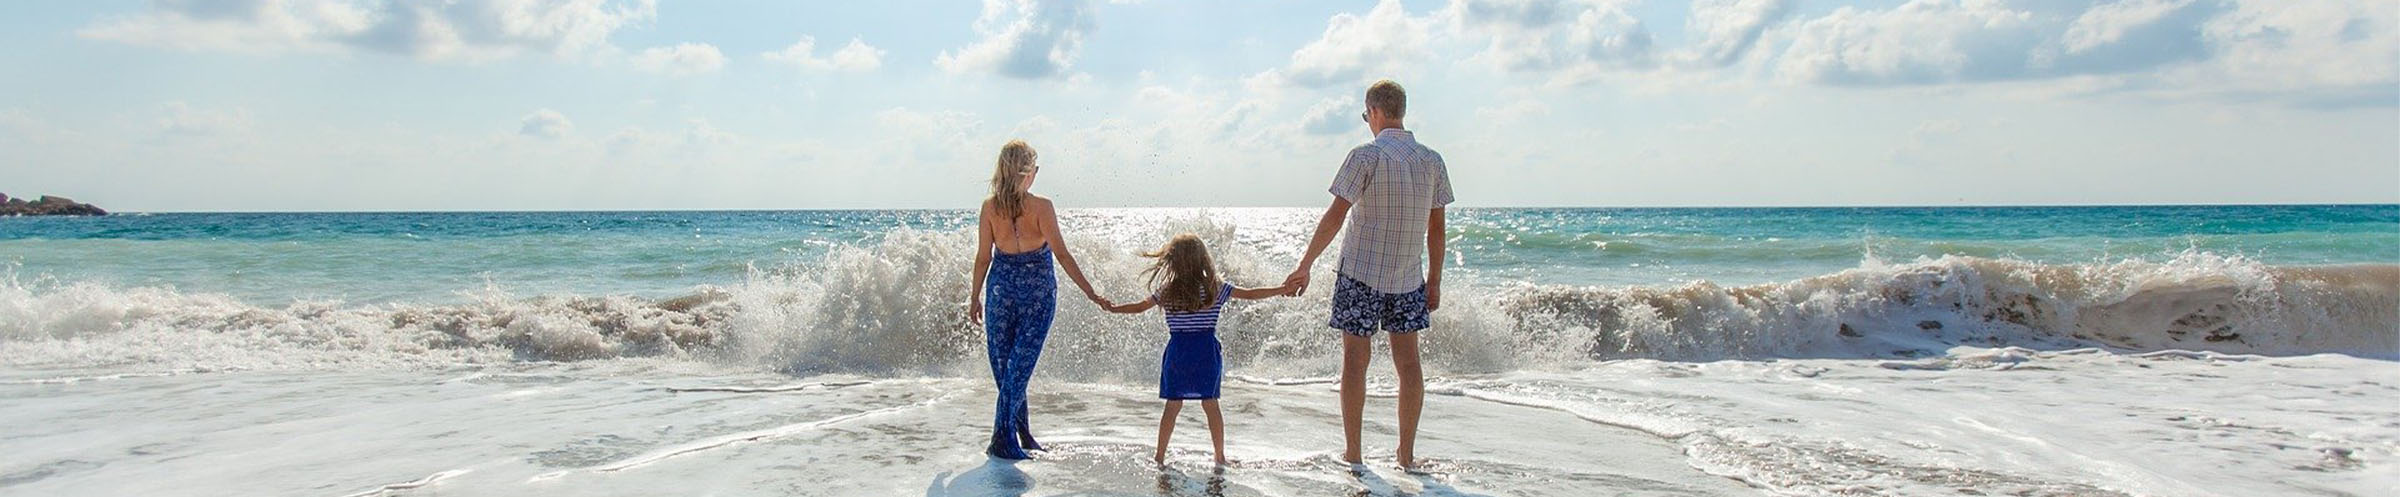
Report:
1425,207,1445,311
1284,197,1352,296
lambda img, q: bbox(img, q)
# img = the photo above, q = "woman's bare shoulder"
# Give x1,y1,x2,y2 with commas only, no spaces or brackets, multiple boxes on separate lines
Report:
1023,194,1057,215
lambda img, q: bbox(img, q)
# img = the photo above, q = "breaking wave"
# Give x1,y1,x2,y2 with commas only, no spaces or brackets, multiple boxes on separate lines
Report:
3,227,2393,378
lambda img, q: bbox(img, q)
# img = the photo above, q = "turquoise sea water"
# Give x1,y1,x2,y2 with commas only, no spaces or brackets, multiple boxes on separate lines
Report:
4,205,2393,305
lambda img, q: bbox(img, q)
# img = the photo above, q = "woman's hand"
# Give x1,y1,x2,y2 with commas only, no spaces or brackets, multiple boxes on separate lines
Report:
969,299,984,326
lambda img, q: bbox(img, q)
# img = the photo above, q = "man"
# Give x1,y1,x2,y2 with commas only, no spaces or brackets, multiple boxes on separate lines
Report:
1284,79,1452,471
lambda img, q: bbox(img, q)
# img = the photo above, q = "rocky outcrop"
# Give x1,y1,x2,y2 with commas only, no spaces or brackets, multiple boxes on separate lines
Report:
0,193,107,216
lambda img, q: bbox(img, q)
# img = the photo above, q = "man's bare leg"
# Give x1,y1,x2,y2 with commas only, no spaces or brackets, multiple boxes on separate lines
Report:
1339,333,1373,464
1391,332,1424,470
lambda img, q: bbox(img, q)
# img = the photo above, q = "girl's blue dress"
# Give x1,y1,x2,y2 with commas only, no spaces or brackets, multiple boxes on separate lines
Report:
1159,283,1233,400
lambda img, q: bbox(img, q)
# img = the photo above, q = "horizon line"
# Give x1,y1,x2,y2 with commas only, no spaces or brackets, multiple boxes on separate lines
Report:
48,202,2400,215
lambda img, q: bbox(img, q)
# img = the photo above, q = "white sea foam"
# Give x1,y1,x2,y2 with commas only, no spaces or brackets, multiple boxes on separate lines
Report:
2,226,2391,377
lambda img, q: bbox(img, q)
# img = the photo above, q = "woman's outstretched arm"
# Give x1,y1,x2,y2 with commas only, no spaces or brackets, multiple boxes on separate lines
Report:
969,202,995,325
1036,198,1106,306
1102,298,1154,314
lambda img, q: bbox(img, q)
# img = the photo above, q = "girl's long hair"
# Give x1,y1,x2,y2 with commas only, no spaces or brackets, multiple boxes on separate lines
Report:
988,140,1037,219
1142,234,1221,313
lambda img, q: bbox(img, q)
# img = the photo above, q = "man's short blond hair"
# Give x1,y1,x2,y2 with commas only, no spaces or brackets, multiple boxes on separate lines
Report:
1366,79,1406,120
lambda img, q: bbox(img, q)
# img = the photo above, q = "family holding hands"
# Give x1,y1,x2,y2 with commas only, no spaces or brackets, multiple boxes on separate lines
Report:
969,80,1453,471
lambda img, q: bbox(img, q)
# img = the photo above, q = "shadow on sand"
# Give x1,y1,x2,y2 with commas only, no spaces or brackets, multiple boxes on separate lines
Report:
1347,464,1498,497
925,458,1034,497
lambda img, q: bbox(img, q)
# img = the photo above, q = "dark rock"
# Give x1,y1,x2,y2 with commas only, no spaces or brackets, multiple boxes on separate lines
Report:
1917,320,1943,331
1,194,106,216
1838,323,1861,338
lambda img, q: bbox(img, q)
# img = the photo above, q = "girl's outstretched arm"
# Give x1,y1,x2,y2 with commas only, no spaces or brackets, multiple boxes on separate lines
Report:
1229,284,1293,300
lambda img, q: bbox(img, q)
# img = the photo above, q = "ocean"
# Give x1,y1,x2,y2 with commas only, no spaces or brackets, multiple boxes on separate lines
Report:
2,206,2395,496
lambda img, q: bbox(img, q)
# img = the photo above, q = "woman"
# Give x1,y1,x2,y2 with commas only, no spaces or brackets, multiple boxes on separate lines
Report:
968,139,1105,460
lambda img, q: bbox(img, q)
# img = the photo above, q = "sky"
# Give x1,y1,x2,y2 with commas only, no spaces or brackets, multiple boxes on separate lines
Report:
0,0,2393,212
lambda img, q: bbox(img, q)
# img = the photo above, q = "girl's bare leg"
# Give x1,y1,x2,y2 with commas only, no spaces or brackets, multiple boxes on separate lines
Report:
1203,399,1228,466
1155,400,1183,465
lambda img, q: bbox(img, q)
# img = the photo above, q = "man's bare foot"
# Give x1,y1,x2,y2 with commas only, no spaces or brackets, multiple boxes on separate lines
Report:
1214,456,1230,467
1153,450,1167,466
1340,451,1361,465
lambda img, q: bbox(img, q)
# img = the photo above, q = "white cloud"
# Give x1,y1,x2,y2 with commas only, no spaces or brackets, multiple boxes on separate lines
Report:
1473,98,1550,124
681,119,736,150
2173,0,2399,102
81,0,660,62
1684,0,1794,66
2059,0,2195,54
1299,97,1361,136
763,36,885,72
1272,0,1436,87
518,108,572,139
1774,0,2041,85
1564,4,1656,69
630,43,726,76
873,107,988,163
1890,118,1969,166
1442,0,1658,81
602,119,738,160
0,109,40,136
1760,0,2394,106
935,0,1096,79
157,101,253,136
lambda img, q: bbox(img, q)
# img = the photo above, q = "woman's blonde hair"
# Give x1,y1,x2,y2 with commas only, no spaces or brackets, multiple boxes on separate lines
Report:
1143,234,1221,313
989,140,1038,219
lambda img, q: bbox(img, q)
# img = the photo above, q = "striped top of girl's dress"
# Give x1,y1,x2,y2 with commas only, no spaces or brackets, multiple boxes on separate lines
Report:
1161,283,1235,334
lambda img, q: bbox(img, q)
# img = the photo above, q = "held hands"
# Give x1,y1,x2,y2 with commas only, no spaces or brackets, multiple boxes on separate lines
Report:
1282,267,1312,297
1275,281,1303,297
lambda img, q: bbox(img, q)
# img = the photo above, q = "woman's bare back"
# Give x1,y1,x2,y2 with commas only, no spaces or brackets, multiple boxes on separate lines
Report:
985,195,1050,254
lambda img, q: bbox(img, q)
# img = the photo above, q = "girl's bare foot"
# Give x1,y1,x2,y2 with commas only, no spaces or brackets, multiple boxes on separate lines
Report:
1214,456,1230,467
1153,450,1167,466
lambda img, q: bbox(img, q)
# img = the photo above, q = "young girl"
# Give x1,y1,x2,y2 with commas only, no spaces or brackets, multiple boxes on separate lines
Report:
1102,234,1291,466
